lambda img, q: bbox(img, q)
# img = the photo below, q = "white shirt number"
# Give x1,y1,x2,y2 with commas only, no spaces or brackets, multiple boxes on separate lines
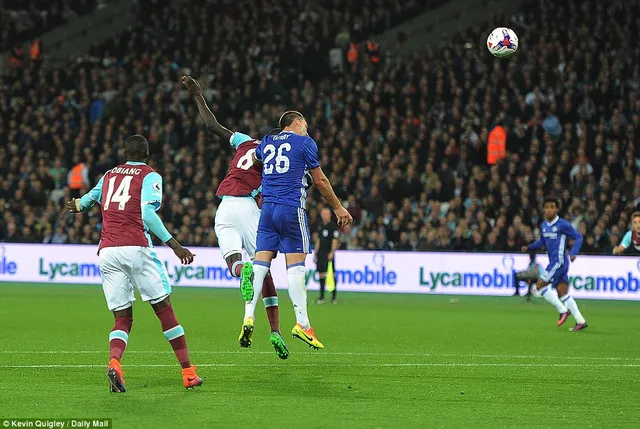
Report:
263,143,291,175
104,176,133,210
236,149,257,170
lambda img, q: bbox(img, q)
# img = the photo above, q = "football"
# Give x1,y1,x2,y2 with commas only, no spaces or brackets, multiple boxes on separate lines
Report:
487,27,518,58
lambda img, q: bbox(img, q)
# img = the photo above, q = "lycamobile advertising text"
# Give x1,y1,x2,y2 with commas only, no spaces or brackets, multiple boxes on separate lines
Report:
0,244,638,300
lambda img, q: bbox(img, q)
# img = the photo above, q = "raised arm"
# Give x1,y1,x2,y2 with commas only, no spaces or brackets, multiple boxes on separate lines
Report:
182,76,233,142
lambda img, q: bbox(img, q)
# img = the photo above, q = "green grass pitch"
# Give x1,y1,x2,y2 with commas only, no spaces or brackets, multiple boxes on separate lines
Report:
1,283,639,428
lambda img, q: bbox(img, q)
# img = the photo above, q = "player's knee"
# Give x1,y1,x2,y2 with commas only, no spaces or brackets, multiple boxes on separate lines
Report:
286,263,306,277
150,295,170,311
556,283,569,296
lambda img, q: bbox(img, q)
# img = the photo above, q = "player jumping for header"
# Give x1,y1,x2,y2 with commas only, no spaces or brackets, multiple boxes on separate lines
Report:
181,75,288,359
245,111,353,350
522,197,587,331
67,134,202,391
613,212,640,255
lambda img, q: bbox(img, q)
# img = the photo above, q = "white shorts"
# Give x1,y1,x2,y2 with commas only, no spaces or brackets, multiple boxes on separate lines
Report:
99,246,171,311
214,196,260,259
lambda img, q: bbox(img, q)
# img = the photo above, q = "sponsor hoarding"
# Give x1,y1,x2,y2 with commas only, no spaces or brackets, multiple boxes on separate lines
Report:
0,244,638,300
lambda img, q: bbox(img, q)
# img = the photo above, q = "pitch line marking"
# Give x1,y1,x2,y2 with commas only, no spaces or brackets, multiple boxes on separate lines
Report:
1,363,640,369
1,350,639,361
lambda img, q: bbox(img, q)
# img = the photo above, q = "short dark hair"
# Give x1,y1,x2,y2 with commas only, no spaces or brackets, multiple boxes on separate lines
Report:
543,196,560,208
632,211,640,220
268,128,281,136
278,110,304,128
124,134,149,161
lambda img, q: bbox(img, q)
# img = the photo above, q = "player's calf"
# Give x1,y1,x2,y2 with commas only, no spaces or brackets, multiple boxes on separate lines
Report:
106,308,132,393
152,297,202,388
109,314,133,362
262,272,280,334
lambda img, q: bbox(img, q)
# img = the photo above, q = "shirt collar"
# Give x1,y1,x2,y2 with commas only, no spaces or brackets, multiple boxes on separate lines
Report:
546,216,560,227
126,161,146,165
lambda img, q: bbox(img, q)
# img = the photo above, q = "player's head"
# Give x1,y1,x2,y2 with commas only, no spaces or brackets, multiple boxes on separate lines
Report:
124,134,150,162
542,197,559,221
320,207,332,223
279,110,308,136
268,128,281,136
632,212,640,232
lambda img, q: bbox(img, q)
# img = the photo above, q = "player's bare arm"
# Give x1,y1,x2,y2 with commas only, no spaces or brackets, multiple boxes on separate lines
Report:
182,75,233,141
165,237,196,265
309,166,353,227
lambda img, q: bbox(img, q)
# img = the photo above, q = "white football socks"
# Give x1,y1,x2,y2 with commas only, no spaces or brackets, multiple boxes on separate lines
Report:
247,263,270,321
561,295,586,324
287,264,310,329
540,285,568,313
244,290,261,321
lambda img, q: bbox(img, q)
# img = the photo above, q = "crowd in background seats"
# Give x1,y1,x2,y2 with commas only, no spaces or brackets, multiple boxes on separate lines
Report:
1,0,639,256
0,0,102,53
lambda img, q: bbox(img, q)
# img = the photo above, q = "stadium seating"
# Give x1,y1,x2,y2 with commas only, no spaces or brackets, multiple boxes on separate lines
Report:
0,0,101,53
0,0,638,255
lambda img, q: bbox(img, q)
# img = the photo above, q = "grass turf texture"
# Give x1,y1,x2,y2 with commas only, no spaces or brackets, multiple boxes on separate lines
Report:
1,284,639,429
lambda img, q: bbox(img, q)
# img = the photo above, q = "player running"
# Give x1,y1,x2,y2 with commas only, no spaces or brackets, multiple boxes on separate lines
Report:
181,75,288,359
613,212,640,255
67,134,203,391
245,111,353,350
522,197,587,331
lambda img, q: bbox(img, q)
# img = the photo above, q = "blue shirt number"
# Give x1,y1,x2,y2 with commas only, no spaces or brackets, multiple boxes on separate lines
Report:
263,143,291,175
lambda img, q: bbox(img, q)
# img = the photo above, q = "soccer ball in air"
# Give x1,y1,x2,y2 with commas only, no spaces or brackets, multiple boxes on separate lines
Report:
486,27,518,58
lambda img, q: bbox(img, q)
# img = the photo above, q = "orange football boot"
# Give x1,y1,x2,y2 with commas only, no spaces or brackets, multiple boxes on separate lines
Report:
107,358,126,393
182,365,203,389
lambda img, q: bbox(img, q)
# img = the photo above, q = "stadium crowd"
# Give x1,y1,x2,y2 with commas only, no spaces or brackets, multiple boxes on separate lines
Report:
0,0,639,256
0,0,103,53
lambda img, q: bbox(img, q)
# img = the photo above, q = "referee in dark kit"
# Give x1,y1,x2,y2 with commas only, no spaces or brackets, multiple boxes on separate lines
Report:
314,207,340,304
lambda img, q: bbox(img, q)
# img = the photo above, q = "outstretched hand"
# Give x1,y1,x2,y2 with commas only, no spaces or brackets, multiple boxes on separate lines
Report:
67,199,81,214
174,245,196,265
181,75,203,96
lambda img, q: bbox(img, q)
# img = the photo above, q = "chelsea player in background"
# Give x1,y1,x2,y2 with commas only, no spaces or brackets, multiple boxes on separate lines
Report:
243,111,353,350
523,197,588,331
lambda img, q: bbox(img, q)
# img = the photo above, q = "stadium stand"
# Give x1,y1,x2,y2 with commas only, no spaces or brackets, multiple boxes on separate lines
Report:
0,0,102,53
0,0,638,255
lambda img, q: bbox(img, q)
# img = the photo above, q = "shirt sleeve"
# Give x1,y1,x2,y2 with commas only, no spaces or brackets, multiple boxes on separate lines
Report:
78,174,105,211
620,230,632,248
141,204,172,243
229,132,254,150
141,172,163,211
562,220,583,256
302,137,320,169
255,137,265,161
